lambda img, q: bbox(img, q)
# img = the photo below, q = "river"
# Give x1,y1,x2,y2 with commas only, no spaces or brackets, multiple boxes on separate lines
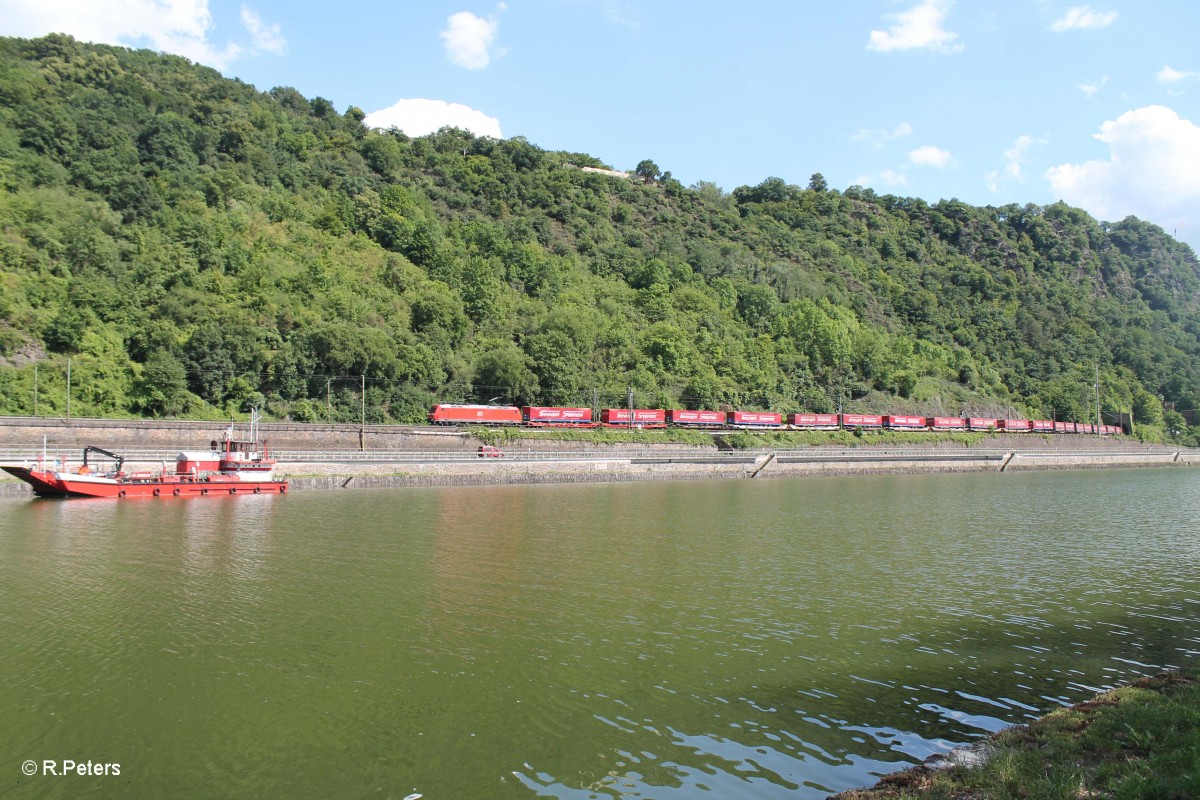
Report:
2,468,1198,798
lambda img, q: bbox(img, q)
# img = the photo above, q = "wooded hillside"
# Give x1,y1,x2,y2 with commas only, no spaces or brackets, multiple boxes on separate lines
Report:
1,34,1198,437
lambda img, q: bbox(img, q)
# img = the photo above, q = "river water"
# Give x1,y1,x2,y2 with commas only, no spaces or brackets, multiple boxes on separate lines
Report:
2,468,1199,799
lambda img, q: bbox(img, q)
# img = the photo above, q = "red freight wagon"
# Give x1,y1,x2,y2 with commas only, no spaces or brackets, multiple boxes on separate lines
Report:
522,406,595,426
999,419,1032,432
666,409,725,427
883,415,926,429
429,404,523,425
840,414,883,428
788,413,840,429
967,417,998,431
1031,420,1055,432
600,408,668,428
1078,423,1094,434
931,417,967,430
727,411,784,427
1054,422,1071,433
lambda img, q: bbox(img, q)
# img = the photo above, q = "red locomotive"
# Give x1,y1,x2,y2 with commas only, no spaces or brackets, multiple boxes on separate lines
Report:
429,404,523,425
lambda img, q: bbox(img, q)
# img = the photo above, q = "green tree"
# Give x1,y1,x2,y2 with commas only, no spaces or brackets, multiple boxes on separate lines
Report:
474,342,539,405
1,33,1198,424
634,159,660,184
133,349,190,416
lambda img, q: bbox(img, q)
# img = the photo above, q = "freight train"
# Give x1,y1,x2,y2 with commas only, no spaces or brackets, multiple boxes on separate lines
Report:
427,404,1123,435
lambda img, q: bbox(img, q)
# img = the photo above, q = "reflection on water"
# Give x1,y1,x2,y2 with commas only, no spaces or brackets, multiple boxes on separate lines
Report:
1,468,1198,798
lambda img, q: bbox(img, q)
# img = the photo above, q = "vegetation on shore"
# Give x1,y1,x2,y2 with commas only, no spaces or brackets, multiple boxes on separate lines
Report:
833,669,1200,800
2,35,1200,448
461,427,1047,449
475,426,715,447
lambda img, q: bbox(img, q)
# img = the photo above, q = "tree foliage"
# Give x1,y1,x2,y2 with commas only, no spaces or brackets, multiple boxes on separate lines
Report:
0,34,1198,429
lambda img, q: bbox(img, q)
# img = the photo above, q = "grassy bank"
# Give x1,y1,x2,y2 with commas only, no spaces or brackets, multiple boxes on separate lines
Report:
834,669,1200,800
473,427,1006,448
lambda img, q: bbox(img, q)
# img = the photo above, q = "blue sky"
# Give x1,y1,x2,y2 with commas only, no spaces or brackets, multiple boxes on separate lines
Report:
5,0,1200,251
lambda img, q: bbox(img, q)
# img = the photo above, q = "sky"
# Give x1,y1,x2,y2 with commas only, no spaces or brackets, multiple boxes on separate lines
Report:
3,0,1200,252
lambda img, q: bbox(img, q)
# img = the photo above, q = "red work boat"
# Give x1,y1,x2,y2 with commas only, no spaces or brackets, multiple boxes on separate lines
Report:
2,417,287,499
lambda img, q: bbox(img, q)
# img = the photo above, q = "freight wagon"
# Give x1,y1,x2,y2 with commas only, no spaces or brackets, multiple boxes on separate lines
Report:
666,409,725,427
600,408,668,428
840,414,883,429
788,413,840,430
883,415,926,430
522,406,596,427
727,411,784,428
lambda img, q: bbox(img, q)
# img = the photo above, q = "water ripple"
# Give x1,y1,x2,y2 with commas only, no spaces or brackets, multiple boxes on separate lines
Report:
2,469,1199,798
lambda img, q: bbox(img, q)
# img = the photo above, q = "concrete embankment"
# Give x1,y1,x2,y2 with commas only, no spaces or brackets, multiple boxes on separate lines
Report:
0,417,1195,495
276,447,1195,492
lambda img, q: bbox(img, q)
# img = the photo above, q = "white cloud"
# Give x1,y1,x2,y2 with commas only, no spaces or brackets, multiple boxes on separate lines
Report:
1045,106,1200,241
851,122,913,147
441,6,506,70
241,5,285,55
851,143,951,193
365,98,502,139
1049,6,1118,32
851,169,908,190
987,134,1046,191
1003,135,1042,179
0,0,291,70
1157,65,1197,84
909,145,953,168
603,2,639,29
1079,76,1108,96
867,0,963,54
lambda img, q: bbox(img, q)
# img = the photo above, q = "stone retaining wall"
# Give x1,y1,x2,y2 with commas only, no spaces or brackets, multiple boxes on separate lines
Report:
0,418,1159,454
0,418,482,452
